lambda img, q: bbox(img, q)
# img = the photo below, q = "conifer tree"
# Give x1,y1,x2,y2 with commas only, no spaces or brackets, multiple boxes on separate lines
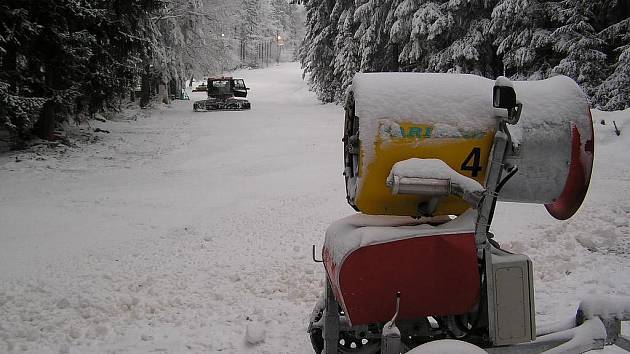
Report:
240,0,264,66
550,0,608,99
491,0,556,79
390,0,421,68
297,0,629,109
0,0,167,139
299,0,338,102
596,46,630,110
414,0,499,76
356,0,403,72
327,0,361,101
595,2,630,110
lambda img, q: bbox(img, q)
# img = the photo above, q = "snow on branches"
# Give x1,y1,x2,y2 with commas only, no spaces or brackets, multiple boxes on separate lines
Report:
300,0,630,110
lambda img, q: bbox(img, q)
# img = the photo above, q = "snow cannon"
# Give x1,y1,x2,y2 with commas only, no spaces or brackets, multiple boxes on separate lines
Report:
343,73,594,220
307,73,629,354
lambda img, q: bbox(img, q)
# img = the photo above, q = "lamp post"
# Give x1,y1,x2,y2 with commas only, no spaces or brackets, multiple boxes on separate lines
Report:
276,33,284,64
220,33,226,74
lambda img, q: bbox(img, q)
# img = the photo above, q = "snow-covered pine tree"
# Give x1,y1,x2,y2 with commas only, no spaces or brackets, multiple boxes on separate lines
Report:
356,0,404,72
288,4,307,53
200,0,245,75
270,0,291,37
382,0,406,70
596,45,630,110
549,0,608,100
267,0,305,60
0,0,167,138
240,0,264,66
0,4,47,136
353,0,373,72
175,0,217,80
142,0,230,104
491,0,556,79
409,0,500,76
299,0,339,102
390,0,421,68
331,0,363,101
595,2,630,110
297,0,628,109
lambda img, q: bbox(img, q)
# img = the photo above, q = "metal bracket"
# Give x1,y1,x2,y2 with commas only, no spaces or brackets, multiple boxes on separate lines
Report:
476,126,511,346
312,245,323,263
324,280,340,354
381,292,402,354
475,129,509,246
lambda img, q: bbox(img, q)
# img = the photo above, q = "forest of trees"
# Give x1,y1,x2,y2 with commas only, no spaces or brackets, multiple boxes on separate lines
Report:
0,0,303,147
298,0,630,111
3,0,627,150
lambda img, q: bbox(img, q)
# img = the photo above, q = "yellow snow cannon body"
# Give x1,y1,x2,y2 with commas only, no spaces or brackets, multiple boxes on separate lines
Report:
343,73,593,219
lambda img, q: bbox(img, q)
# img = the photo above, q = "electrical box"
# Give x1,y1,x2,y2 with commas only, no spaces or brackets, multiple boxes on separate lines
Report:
490,251,536,346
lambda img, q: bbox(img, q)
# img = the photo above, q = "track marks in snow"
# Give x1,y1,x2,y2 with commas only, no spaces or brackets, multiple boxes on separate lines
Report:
0,211,322,353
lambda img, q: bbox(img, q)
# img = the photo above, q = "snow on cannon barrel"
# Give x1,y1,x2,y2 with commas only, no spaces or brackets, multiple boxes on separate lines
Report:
343,72,594,220
502,77,594,219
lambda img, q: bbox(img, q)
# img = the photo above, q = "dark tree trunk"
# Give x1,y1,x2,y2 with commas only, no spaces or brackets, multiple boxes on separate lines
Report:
140,73,151,108
4,47,18,94
169,79,177,99
154,76,159,96
0,46,17,137
35,101,59,140
389,44,400,72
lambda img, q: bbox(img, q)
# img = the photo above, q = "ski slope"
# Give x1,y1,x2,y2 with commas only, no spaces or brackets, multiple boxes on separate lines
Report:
0,63,629,353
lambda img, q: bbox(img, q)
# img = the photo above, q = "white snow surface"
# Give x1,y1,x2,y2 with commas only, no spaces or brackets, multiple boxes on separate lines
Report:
579,295,630,320
494,76,514,88
0,63,629,353
407,339,487,354
510,75,591,147
387,158,484,193
533,317,607,354
244,322,266,346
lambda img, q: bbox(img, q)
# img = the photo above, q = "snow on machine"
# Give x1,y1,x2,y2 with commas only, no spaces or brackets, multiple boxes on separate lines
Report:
308,73,630,353
193,77,251,111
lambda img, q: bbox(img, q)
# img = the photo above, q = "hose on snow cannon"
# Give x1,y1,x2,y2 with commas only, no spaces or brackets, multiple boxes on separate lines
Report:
343,73,594,220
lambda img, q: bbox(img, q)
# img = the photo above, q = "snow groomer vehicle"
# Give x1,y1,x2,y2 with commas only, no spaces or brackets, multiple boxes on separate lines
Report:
308,73,630,353
193,77,251,111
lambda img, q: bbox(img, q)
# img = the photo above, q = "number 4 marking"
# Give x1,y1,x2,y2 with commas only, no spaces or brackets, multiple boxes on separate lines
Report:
461,147,482,177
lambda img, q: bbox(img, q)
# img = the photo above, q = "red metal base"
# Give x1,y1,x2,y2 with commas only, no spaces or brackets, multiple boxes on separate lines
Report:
324,232,480,326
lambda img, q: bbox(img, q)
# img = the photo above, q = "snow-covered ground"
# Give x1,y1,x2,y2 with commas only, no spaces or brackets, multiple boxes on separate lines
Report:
0,63,629,353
